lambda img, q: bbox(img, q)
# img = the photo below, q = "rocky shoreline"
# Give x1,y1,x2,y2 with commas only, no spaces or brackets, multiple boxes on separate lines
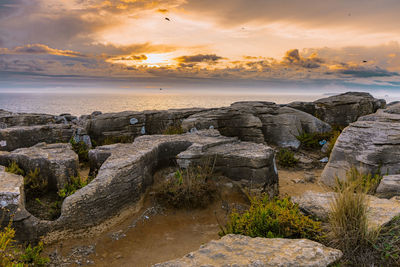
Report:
2,91,400,266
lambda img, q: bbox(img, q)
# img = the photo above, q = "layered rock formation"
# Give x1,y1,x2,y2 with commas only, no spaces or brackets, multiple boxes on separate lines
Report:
2,130,278,242
321,103,400,186
182,101,331,149
376,175,400,198
0,143,78,190
287,92,385,127
153,234,342,267
0,166,24,222
83,108,207,144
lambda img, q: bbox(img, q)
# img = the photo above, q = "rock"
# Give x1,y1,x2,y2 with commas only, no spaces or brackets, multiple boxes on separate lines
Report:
5,130,277,243
292,191,400,229
321,141,330,154
0,166,24,219
0,109,59,127
152,234,342,267
0,124,75,151
376,175,400,198
182,101,331,149
287,92,386,127
0,143,78,190
85,108,207,144
321,103,400,186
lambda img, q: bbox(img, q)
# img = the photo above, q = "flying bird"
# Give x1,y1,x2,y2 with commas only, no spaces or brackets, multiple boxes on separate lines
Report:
363,60,368,63
165,17,170,21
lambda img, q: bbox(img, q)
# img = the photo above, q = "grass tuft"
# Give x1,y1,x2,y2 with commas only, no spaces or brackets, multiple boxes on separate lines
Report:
5,161,24,176
162,125,185,135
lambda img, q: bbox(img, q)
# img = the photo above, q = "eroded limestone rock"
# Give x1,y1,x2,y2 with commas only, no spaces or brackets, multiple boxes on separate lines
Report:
376,175,400,198
0,124,75,151
182,102,331,149
152,234,342,267
0,143,78,190
287,92,385,127
321,103,400,186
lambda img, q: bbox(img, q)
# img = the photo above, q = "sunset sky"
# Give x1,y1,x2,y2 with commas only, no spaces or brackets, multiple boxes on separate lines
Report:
1,0,400,93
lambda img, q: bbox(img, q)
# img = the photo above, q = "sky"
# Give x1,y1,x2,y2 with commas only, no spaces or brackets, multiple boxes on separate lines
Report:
0,0,400,93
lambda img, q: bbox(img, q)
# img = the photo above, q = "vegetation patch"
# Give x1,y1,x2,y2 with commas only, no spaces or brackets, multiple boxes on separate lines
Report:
220,195,322,241
70,138,89,163
101,135,134,146
276,149,298,168
5,161,25,176
0,221,49,266
154,161,217,209
162,125,185,135
325,130,341,156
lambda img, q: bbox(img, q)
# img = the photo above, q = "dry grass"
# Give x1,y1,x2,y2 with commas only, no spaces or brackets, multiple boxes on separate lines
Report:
327,174,379,265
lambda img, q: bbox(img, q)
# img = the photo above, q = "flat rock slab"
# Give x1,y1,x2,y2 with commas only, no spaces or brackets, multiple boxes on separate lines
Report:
152,234,342,267
376,175,400,198
292,191,400,229
0,143,78,190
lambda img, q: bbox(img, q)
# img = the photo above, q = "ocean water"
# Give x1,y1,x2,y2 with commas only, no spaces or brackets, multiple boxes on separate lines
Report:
0,90,397,116
0,91,327,116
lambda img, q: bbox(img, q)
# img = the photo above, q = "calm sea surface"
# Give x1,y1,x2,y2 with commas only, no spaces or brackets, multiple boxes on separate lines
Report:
0,91,396,116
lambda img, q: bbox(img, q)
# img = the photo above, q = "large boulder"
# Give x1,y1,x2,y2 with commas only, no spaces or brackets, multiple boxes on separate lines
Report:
287,92,386,127
182,101,331,149
321,103,400,186
0,143,78,190
84,108,207,144
292,191,400,229
152,234,342,267
0,124,75,151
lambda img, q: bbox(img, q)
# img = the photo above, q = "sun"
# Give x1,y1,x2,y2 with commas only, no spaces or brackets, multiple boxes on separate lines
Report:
142,53,173,66
108,53,174,67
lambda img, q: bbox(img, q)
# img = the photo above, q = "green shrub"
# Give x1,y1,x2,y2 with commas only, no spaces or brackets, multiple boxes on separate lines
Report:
0,221,49,267
296,131,335,150
220,195,322,241
5,161,24,176
276,149,298,168
155,161,217,209
58,175,92,199
334,167,383,194
328,176,379,265
162,125,185,135
70,138,89,163
24,168,48,197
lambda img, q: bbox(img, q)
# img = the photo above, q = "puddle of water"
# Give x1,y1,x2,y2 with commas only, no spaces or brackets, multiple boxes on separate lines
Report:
45,172,249,267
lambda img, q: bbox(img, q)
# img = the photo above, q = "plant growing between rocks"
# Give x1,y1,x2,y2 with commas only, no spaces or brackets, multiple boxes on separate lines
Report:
220,195,322,241
5,161,25,176
276,149,298,168
334,167,383,194
162,125,185,135
327,175,379,265
0,220,49,266
70,138,89,163
154,159,217,209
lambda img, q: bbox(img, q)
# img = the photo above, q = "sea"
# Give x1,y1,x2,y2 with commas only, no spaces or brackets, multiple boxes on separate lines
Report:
0,89,397,116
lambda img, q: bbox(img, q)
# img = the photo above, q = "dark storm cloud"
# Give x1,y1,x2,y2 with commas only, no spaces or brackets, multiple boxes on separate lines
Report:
175,54,223,63
338,67,399,78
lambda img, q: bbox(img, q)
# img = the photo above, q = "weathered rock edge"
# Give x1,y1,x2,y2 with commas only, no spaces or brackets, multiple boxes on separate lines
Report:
153,234,342,267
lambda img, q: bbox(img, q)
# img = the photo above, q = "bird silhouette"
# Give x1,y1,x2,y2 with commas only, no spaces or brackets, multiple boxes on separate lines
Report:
363,60,367,63
165,17,170,21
